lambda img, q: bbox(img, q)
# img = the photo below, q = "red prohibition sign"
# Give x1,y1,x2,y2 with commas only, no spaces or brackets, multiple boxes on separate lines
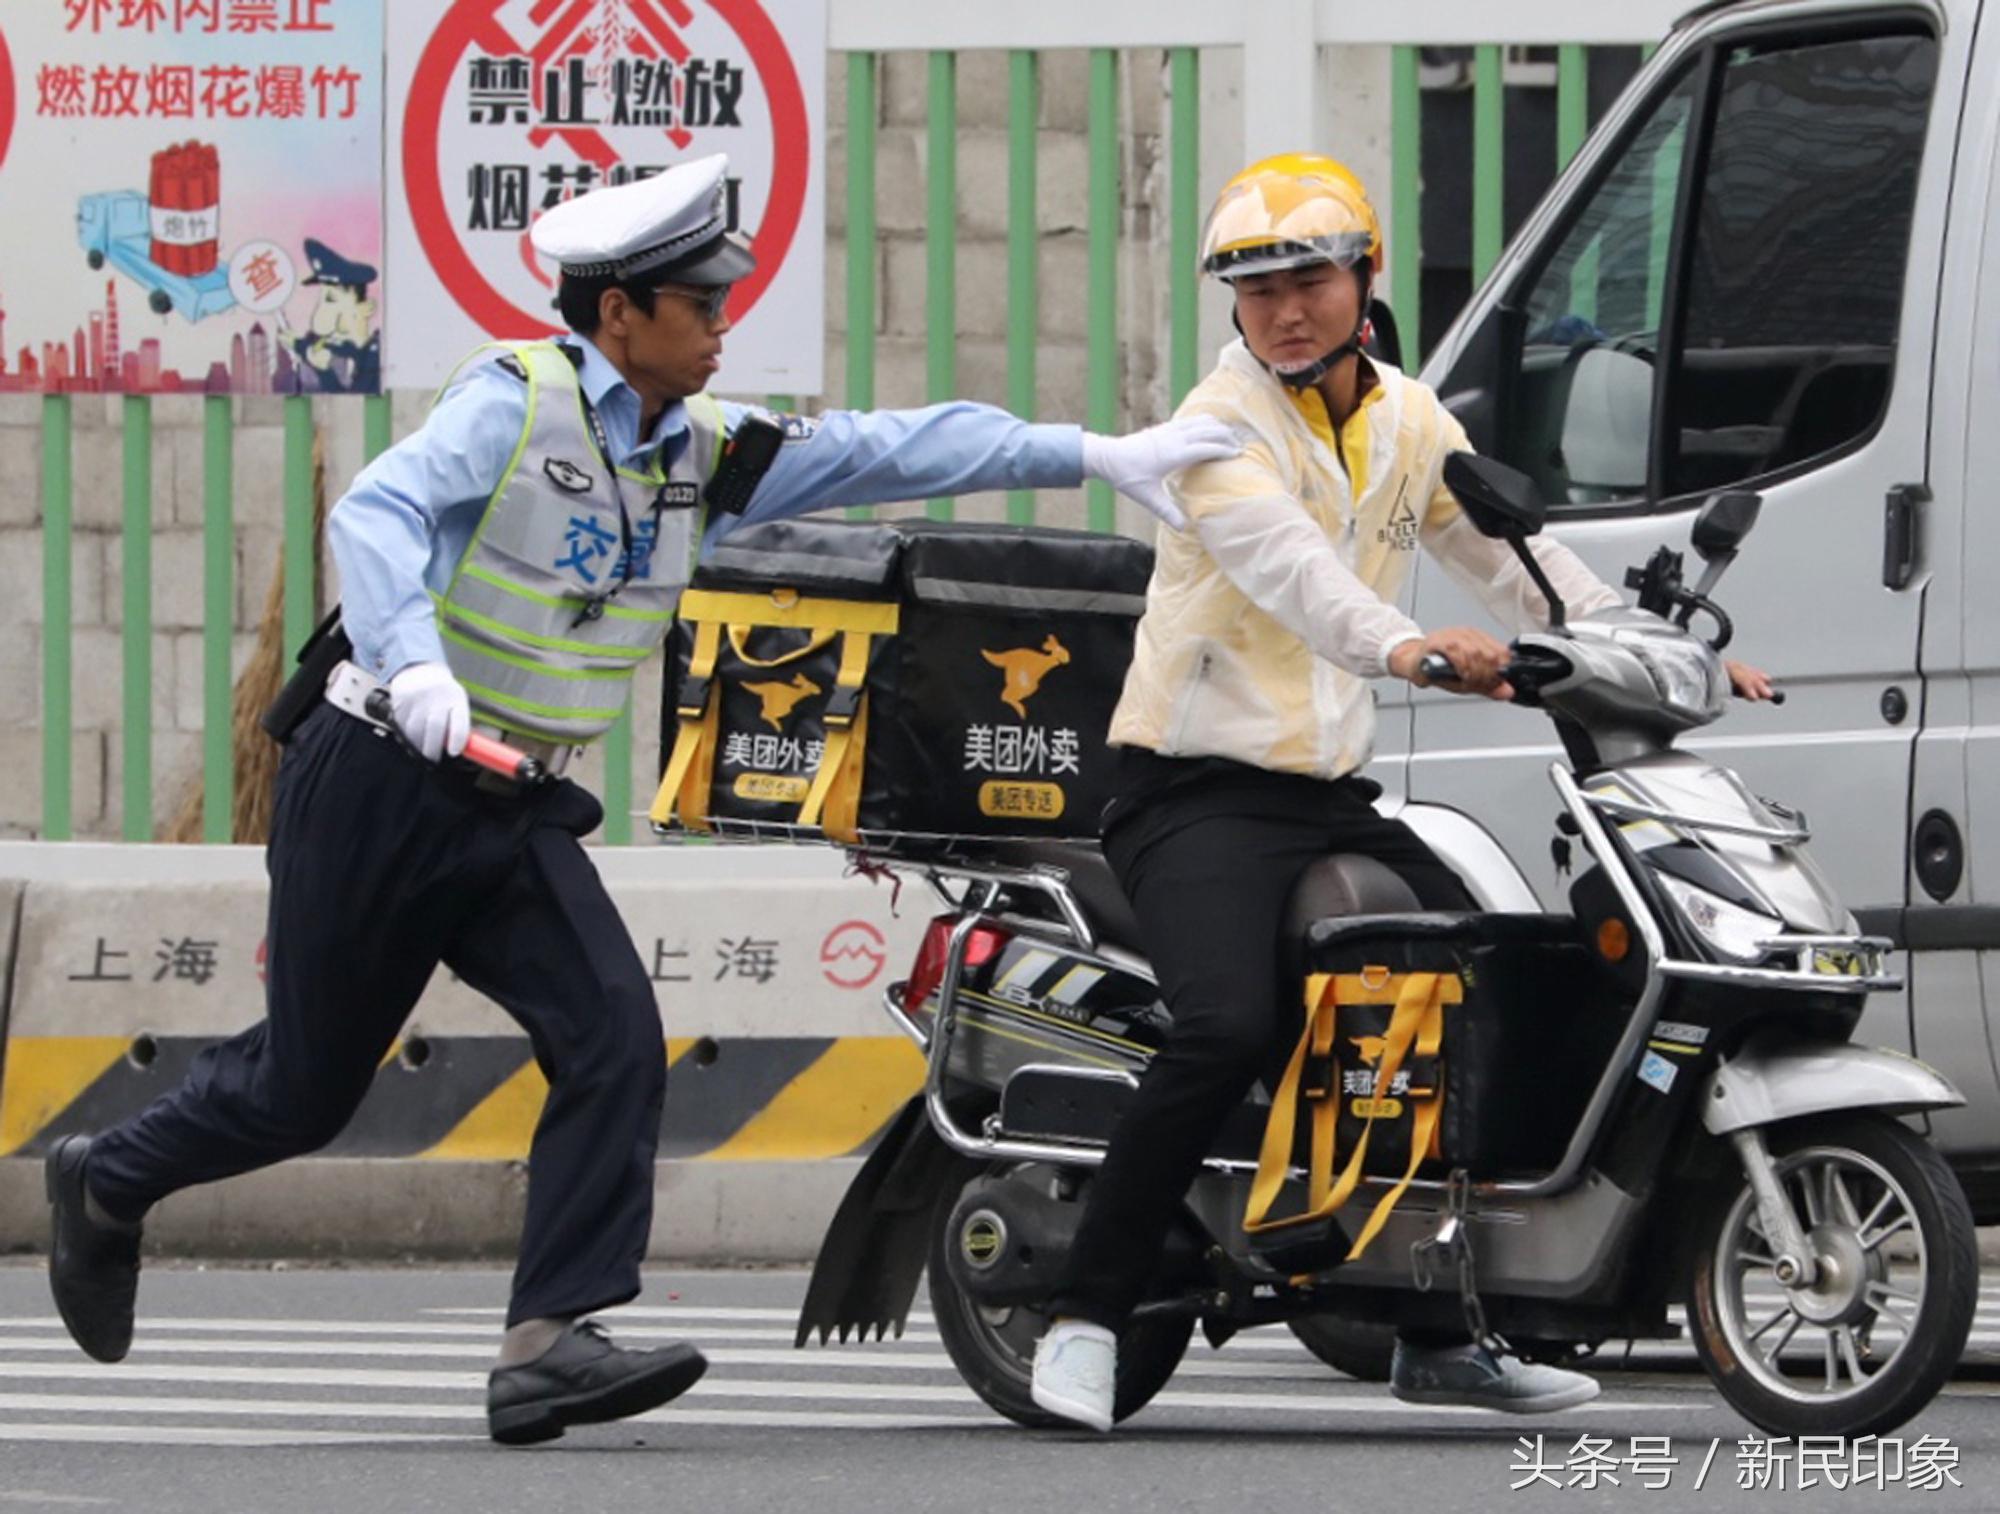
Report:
403,0,808,338
0,26,16,175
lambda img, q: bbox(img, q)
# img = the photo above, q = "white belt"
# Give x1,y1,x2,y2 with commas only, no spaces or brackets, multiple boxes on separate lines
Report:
323,661,574,777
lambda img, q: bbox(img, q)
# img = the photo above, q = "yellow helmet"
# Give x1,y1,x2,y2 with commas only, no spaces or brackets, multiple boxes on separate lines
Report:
1199,153,1383,282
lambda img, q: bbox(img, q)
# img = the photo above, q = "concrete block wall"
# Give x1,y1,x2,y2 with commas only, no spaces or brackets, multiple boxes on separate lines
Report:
1,47,1392,842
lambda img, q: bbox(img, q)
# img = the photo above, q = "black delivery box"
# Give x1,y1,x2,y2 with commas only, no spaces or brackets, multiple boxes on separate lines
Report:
653,517,1153,842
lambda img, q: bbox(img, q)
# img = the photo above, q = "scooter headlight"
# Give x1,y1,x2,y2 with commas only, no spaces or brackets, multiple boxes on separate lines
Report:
1622,633,1728,722
1655,872,1783,962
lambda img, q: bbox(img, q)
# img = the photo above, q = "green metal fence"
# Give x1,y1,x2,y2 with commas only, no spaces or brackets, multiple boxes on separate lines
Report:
30,42,1630,844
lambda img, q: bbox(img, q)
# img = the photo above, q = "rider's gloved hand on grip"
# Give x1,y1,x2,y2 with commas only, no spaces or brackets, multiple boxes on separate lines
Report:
387,661,471,763
1080,416,1242,532
1389,628,1514,701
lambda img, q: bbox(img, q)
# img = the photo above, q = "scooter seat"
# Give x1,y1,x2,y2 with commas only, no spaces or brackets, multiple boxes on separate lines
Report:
1305,910,1581,955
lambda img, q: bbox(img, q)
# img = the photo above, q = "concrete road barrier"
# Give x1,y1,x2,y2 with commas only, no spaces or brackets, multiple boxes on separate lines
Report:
0,842,936,1261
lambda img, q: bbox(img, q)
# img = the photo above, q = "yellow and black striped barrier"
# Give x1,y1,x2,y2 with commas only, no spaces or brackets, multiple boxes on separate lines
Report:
0,1033,927,1165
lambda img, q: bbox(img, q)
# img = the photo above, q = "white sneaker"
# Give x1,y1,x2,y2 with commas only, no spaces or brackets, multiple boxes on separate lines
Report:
1030,1319,1117,1432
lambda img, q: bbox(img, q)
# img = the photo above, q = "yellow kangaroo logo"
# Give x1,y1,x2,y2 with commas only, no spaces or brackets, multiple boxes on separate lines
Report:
1350,1034,1390,1067
743,673,822,733
982,635,1071,718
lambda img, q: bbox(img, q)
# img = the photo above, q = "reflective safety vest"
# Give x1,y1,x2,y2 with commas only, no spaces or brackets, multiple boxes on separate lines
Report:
433,340,726,745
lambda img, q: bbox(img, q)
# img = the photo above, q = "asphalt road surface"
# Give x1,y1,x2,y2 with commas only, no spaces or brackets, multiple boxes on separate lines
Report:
1,1262,1996,1513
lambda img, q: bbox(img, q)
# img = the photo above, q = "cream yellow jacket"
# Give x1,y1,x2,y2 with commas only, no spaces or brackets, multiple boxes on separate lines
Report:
1109,341,1620,778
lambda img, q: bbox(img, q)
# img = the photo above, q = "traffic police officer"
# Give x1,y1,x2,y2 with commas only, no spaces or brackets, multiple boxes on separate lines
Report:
43,153,1237,1446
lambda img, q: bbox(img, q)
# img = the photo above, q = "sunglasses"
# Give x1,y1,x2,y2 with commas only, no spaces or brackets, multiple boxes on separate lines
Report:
653,283,732,324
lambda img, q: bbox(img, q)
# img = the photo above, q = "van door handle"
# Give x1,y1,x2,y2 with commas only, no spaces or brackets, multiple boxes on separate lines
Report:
1883,483,1928,589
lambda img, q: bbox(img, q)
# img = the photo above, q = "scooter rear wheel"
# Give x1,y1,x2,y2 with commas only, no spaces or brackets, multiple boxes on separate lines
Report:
1287,1315,1397,1382
1685,1113,1977,1439
926,1168,1193,1429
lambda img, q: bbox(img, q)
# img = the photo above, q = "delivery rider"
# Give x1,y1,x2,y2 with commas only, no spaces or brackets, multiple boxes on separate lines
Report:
1029,152,1774,1432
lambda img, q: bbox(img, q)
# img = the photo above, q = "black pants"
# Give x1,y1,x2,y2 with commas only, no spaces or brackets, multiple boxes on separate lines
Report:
1051,760,1475,1333
88,704,666,1327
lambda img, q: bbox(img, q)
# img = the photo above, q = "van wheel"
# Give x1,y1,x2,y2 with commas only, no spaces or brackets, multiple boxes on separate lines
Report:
1686,1114,1977,1439
1287,1314,1396,1381
926,1170,1192,1429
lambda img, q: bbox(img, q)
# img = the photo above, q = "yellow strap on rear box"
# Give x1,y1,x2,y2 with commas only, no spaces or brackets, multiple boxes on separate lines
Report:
651,617,724,831
1244,968,1458,1262
678,589,899,637
651,591,899,834
799,628,875,835
725,623,839,668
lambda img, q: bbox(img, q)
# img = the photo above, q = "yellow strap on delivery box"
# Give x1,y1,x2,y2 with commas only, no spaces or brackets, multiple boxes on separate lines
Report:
650,592,898,833
1243,968,1457,1262
799,628,875,837
678,589,899,638
651,617,724,831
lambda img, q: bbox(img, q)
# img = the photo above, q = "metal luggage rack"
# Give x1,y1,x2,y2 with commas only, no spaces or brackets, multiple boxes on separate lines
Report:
648,815,1098,860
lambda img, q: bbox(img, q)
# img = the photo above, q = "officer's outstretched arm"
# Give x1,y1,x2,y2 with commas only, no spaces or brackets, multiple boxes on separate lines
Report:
709,402,1236,534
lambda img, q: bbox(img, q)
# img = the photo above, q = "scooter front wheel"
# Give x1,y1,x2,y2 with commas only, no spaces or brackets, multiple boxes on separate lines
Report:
1685,1113,1977,1439
926,1166,1193,1429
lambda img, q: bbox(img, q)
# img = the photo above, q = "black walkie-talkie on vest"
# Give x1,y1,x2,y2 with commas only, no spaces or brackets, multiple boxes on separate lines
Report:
703,414,785,516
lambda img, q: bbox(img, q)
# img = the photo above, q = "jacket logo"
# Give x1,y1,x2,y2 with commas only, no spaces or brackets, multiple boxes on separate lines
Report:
743,673,821,732
983,635,1070,718
1376,483,1418,551
544,457,595,494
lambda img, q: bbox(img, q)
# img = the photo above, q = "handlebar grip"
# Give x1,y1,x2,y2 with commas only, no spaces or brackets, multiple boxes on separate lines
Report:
1418,651,1460,684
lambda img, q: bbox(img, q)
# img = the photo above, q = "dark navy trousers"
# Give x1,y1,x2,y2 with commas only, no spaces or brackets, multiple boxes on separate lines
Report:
88,704,667,1326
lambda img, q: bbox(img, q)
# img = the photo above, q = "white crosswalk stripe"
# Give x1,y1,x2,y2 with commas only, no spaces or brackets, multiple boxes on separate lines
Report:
1,1279,1993,1449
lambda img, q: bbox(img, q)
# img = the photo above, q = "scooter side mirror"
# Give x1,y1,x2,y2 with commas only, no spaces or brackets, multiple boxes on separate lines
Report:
1442,452,1566,629
1443,451,1547,541
1690,490,1762,561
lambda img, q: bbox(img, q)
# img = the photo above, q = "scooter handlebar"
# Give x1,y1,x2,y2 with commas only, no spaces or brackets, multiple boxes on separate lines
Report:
1417,651,1460,685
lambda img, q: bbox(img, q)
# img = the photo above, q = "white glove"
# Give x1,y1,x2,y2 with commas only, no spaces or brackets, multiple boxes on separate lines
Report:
386,661,470,763
1080,416,1241,531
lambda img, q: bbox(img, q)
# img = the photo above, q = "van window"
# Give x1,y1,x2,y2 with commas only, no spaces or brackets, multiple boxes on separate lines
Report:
1666,33,1936,497
1514,71,1702,504
1501,29,1937,510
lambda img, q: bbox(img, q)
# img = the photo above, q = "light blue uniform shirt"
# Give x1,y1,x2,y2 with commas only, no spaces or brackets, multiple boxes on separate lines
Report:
328,336,1087,679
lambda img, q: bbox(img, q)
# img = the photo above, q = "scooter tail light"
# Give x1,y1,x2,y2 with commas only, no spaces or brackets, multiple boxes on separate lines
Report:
902,915,1008,1013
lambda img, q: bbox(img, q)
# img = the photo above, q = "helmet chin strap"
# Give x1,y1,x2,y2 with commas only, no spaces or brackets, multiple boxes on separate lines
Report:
1243,273,1373,391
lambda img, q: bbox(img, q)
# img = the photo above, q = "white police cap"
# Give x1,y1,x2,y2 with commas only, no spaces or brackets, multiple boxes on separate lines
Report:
531,152,756,286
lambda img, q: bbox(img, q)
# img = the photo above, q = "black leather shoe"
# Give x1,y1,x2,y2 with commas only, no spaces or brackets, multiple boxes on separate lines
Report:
45,1135,141,1363
488,1321,708,1445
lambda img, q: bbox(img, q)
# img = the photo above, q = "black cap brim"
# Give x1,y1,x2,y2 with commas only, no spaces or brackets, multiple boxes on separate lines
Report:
651,234,757,288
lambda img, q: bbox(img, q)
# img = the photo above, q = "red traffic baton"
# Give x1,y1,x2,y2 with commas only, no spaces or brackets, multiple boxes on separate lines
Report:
363,689,548,785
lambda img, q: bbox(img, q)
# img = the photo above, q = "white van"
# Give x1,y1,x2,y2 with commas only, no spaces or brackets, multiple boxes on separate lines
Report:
1379,0,2000,1210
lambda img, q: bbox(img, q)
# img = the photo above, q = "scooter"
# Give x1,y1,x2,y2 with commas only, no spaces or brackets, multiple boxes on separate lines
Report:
795,453,1978,1439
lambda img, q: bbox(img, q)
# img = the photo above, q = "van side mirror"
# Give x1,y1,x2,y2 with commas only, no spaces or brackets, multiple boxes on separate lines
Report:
1442,452,1566,630
1443,451,1547,540
1690,490,1762,561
